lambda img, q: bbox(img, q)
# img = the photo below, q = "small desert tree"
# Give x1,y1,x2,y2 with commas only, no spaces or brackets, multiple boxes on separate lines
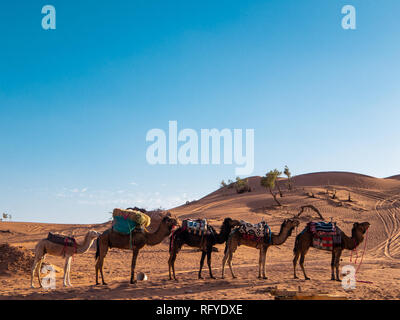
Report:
284,165,293,191
235,177,250,194
261,169,282,206
275,171,283,197
220,180,227,188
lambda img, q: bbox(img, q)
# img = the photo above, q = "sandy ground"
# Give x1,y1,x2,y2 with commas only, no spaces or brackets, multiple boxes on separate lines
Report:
1,172,400,300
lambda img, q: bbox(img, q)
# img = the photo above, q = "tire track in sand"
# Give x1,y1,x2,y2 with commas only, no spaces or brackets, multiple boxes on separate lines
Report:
356,190,400,260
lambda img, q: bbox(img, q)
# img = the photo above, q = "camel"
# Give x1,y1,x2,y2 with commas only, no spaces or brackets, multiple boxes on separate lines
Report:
222,218,300,279
293,221,370,281
168,218,241,281
31,230,99,288
95,213,178,285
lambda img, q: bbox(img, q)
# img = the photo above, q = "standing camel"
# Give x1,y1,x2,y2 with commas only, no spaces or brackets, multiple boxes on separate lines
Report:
95,213,178,285
293,221,370,281
168,218,240,281
222,218,299,279
31,230,99,288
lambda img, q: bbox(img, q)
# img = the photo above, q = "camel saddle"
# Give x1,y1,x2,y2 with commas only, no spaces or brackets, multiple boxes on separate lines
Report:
47,232,76,247
112,215,138,235
182,219,211,236
308,221,337,235
237,220,271,243
306,222,342,251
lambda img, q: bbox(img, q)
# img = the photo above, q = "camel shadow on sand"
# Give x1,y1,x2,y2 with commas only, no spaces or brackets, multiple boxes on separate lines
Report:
4,278,281,300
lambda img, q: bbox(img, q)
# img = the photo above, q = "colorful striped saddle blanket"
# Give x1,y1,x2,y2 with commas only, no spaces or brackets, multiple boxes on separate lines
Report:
182,219,210,236
238,220,271,242
308,221,336,235
307,222,341,251
47,233,76,247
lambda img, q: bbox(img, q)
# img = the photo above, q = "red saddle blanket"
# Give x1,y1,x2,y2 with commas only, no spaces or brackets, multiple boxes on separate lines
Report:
240,233,264,242
312,236,334,251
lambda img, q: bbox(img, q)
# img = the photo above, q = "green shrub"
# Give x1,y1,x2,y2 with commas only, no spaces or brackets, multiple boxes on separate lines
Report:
235,177,250,194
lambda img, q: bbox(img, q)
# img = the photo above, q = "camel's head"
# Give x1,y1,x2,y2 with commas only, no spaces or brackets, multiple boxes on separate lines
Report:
283,218,300,229
282,218,300,236
162,212,179,231
352,222,370,236
88,230,100,239
222,218,241,230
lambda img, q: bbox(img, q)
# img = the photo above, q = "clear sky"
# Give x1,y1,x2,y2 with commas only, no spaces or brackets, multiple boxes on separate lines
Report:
0,1,399,223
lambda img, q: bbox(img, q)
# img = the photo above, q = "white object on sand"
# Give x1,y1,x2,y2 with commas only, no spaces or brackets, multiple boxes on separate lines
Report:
137,272,148,281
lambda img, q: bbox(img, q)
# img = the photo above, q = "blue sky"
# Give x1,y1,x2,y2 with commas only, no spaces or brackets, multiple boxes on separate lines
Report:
0,0,399,223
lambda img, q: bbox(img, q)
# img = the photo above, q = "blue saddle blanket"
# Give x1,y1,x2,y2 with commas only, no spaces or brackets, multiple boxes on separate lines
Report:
182,219,209,236
309,221,336,233
112,216,137,234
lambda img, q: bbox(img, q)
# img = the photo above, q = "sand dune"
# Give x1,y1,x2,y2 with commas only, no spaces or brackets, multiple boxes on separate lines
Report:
387,174,400,181
1,171,400,300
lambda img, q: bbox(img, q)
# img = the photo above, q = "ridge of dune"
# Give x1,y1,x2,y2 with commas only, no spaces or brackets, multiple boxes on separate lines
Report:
170,171,400,220
197,171,400,203
290,171,400,189
386,174,400,180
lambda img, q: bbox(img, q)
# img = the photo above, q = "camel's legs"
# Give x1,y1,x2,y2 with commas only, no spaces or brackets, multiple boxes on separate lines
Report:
258,248,263,278
31,254,43,288
221,249,228,279
168,239,182,281
63,256,69,287
95,243,108,285
130,247,140,284
222,250,236,279
227,251,236,278
95,260,99,285
330,251,336,280
206,249,215,279
198,251,206,279
222,239,234,279
299,253,310,280
36,257,44,287
226,239,238,279
66,256,72,286
334,250,343,281
168,249,178,281
99,255,107,285
293,250,300,279
261,247,268,279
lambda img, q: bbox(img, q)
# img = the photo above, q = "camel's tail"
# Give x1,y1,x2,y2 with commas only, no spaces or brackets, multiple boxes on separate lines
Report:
293,233,300,254
95,238,99,261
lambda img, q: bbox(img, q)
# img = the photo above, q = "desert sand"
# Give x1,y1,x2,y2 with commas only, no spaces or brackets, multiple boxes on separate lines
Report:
1,171,400,300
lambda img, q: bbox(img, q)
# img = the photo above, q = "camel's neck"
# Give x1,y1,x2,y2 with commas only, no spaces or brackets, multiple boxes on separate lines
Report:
271,226,294,245
343,231,364,250
216,224,232,244
145,223,171,246
76,234,96,254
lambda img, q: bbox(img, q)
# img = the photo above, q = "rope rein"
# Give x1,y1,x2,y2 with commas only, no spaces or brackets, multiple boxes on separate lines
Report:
355,228,368,274
349,228,370,283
